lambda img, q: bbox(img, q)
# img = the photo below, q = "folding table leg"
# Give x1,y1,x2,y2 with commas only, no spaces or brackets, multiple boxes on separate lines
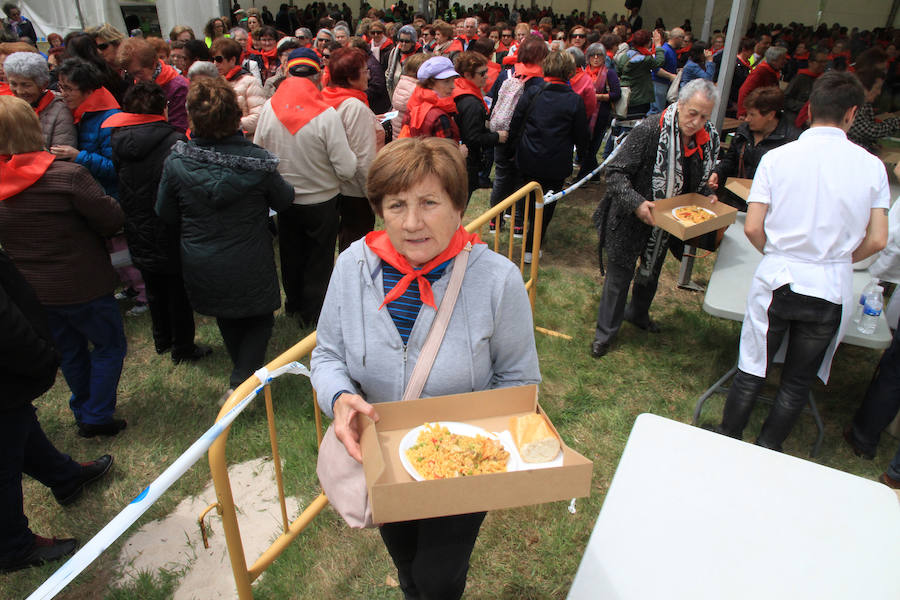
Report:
807,391,825,458
692,362,739,425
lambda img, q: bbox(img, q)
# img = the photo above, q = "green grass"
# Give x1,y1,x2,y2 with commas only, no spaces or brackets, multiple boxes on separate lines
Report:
2,183,892,599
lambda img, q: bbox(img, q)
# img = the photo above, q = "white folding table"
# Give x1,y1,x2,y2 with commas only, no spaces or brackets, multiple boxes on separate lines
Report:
692,215,892,456
567,413,900,600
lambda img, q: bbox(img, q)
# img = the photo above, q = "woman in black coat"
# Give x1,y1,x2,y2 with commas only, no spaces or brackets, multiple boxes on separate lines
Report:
510,50,589,259
156,78,293,398
109,82,211,364
453,51,508,202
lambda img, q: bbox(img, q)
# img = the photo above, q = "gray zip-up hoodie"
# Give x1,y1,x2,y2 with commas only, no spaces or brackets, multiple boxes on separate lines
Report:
311,239,541,418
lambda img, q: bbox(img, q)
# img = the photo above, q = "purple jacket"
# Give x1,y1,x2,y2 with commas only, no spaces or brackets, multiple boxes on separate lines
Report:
160,75,189,134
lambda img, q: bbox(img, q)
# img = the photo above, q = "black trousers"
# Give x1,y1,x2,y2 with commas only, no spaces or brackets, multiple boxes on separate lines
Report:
719,284,842,450
337,195,375,253
140,269,196,357
593,253,663,346
379,511,486,600
523,178,563,250
0,404,81,562
851,316,900,455
277,198,339,324
215,313,274,389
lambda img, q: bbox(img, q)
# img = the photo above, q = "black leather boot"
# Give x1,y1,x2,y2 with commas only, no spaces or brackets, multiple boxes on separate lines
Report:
756,392,806,452
717,370,765,439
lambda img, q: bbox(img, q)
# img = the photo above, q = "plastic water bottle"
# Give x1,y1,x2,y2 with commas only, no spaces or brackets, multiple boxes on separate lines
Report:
858,285,884,335
853,278,879,323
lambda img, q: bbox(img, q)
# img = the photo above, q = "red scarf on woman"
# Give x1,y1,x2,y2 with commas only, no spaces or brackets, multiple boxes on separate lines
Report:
635,46,655,56
0,82,13,96
225,65,244,81
483,61,501,93
33,91,55,115
570,69,588,89
249,46,278,71
544,76,568,86
514,62,543,79
406,86,457,131
155,60,179,86
0,151,55,201
270,76,330,134
452,77,487,110
100,113,167,128
365,226,483,309
72,87,120,124
796,68,821,78
321,85,370,109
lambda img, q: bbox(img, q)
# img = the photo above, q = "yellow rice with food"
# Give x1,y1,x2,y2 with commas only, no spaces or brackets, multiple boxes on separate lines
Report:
406,423,509,479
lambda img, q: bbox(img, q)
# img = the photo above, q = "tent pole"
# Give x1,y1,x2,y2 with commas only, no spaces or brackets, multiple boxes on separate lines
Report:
74,0,86,30
888,0,899,27
711,0,749,133
701,0,715,41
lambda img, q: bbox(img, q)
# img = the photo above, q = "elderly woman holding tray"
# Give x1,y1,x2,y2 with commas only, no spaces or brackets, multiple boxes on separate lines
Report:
590,78,721,359
311,137,541,600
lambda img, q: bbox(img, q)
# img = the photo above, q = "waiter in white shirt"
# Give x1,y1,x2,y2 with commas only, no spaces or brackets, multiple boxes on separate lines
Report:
715,71,890,451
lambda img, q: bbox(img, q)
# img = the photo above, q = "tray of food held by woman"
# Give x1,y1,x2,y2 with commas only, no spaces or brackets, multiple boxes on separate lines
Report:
357,385,592,523
651,192,738,241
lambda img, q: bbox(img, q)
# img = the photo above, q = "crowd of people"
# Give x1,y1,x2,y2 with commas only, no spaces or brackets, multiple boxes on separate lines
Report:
3,1,900,596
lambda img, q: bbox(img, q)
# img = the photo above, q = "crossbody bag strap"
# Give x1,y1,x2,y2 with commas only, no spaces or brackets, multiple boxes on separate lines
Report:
400,242,472,402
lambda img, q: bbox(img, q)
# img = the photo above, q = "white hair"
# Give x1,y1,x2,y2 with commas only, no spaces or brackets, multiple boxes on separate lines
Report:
187,60,219,81
678,78,719,105
3,52,50,88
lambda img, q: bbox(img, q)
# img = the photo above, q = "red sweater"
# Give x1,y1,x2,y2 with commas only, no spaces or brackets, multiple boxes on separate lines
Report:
737,61,779,118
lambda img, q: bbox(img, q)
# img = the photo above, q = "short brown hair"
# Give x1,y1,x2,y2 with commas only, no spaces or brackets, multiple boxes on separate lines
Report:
89,23,125,44
147,36,170,59
118,37,157,70
542,49,576,80
367,137,468,217
454,51,487,77
517,35,550,65
743,86,784,114
186,77,242,139
0,41,37,55
433,20,453,39
0,95,45,154
211,37,242,62
328,47,367,88
169,25,195,41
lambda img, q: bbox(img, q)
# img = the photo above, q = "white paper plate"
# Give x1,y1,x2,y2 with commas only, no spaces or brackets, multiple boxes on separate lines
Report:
399,421,519,481
671,205,716,224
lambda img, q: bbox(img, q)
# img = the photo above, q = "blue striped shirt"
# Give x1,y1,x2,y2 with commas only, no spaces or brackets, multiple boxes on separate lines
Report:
383,259,451,344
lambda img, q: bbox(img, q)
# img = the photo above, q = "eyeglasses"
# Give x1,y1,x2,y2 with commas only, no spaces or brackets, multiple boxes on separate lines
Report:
213,55,225,63
97,42,110,51
400,38,414,44
476,68,488,76
572,33,586,38
501,33,513,38
316,38,329,43
371,30,384,35
322,53,331,59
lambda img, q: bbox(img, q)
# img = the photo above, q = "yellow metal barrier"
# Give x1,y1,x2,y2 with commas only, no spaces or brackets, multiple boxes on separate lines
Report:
206,181,562,599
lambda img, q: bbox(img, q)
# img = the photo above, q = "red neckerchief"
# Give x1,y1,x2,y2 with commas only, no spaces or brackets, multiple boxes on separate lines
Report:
225,65,243,81
406,85,457,130
155,60,179,86
0,82,13,96
377,37,393,51
365,226,483,309
676,44,691,57
497,42,509,53
829,51,851,60
400,43,422,61
101,112,167,128
544,76,568,86
483,61,501,93
452,77,487,110
0,151,55,201
737,54,751,68
794,52,809,60
249,46,278,70
72,87,120,124
321,85,370,109
514,62,543,79
33,91,55,115
270,76,330,135
636,46,654,56
797,68,821,78
659,112,711,159
606,50,615,60
446,38,464,54
321,67,331,88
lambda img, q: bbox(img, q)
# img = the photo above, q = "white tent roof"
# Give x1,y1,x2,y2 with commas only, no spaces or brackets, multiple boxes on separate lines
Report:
18,0,222,41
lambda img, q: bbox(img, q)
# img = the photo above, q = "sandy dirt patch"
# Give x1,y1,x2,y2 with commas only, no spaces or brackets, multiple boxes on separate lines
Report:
115,458,300,599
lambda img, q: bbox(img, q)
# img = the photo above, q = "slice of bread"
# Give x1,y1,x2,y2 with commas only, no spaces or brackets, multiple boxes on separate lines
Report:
510,413,560,463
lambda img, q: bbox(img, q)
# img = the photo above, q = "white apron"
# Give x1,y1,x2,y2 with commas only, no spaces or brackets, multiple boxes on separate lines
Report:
737,252,854,384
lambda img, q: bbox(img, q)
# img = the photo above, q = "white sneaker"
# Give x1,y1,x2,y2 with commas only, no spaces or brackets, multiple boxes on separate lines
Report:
126,302,149,317
523,250,543,264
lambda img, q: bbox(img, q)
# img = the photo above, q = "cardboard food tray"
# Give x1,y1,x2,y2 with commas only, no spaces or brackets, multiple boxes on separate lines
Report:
651,193,738,241
724,177,753,201
359,385,593,524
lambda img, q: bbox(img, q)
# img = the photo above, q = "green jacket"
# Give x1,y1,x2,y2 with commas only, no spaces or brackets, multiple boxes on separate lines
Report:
616,47,666,109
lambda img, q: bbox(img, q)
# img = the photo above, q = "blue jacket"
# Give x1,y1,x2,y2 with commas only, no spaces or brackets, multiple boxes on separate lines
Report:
76,108,120,198
680,59,716,89
652,43,678,83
